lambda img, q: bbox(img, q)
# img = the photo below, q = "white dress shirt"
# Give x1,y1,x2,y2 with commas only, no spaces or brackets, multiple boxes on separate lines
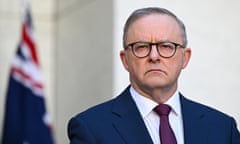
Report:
130,86,184,144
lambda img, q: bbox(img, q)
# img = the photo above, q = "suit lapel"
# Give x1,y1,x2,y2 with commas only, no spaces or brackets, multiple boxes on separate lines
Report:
180,95,209,144
111,87,153,144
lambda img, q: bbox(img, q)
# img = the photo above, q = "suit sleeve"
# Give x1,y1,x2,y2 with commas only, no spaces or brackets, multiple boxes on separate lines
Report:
231,118,240,144
67,117,96,144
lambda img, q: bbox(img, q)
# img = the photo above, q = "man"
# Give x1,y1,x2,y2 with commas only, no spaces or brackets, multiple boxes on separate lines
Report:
68,7,240,144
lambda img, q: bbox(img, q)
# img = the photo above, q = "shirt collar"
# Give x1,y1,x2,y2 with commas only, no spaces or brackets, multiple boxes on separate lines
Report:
130,86,181,118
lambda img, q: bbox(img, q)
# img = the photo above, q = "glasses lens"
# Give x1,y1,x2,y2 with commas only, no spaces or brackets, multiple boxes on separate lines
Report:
158,42,175,57
133,42,150,58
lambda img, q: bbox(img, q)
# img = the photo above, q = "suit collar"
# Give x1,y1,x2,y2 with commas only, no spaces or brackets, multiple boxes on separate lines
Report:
180,94,209,144
111,86,153,144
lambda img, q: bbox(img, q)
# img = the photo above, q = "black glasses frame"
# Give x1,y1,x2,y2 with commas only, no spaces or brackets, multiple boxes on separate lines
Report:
125,41,185,58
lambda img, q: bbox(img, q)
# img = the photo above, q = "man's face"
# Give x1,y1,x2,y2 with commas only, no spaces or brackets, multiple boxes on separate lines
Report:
120,14,191,100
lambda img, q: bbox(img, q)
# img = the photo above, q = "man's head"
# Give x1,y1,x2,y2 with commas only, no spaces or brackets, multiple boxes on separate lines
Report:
120,7,191,103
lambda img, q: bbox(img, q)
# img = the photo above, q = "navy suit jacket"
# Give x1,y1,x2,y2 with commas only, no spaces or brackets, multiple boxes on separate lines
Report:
68,86,240,144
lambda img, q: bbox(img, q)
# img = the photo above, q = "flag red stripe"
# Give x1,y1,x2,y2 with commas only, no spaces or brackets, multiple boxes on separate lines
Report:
22,23,39,65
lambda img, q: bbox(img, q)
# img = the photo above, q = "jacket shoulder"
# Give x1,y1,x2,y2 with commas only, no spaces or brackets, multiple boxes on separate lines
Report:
181,95,237,129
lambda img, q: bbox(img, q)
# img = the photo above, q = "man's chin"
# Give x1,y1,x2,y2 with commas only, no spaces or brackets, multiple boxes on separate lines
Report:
143,82,167,90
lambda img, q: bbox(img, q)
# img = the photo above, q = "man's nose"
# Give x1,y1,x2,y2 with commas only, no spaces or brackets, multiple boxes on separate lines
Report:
149,46,160,61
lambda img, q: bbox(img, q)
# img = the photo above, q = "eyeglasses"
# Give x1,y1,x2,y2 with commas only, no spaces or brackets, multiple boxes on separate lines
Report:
125,41,185,58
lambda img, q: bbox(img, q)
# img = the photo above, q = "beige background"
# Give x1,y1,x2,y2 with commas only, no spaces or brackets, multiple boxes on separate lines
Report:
1,0,240,143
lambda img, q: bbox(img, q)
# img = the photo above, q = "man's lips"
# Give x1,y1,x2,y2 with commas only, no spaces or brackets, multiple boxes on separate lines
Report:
145,68,167,75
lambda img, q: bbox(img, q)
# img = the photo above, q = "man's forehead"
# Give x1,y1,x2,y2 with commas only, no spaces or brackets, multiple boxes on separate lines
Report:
126,14,183,44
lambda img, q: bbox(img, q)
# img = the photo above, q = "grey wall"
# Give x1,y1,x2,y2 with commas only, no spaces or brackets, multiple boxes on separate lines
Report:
55,0,113,143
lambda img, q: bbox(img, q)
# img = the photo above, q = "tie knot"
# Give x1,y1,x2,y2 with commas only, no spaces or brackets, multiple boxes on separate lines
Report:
154,104,171,116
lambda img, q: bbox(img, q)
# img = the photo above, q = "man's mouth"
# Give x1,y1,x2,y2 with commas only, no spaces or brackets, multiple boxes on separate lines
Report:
145,68,167,75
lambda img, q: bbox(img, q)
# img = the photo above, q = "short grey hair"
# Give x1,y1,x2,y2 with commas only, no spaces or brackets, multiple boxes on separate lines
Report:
123,7,188,48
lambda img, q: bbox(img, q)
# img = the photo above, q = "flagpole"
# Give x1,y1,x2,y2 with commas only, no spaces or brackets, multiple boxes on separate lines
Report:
22,0,31,19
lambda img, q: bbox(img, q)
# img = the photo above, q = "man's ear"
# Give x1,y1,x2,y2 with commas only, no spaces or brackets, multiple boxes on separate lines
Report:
120,50,130,72
182,48,191,69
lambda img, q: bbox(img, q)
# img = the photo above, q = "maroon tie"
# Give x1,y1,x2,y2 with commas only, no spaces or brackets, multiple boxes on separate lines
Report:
154,104,177,144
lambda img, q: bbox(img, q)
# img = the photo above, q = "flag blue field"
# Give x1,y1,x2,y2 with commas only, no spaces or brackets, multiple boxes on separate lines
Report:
1,4,55,144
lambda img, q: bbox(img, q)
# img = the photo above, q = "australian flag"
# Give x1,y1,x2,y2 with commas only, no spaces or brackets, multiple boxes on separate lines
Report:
1,3,55,144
